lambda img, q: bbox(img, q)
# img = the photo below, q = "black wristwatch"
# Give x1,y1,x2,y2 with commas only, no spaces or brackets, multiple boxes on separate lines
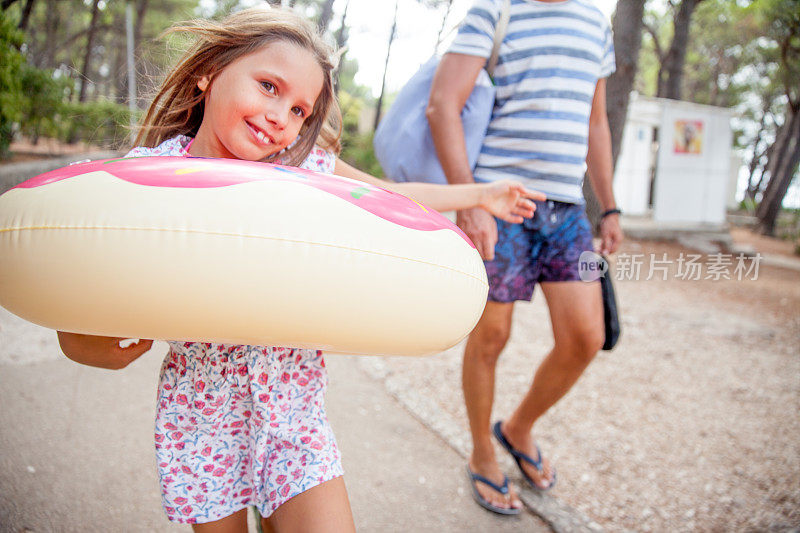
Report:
600,208,622,220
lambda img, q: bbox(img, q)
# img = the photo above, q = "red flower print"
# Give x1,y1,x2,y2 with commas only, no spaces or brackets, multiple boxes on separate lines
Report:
240,488,253,497
201,446,212,456
194,400,205,409
164,422,178,431
258,372,269,385
231,420,244,428
243,410,251,418
269,490,277,501
203,464,214,472
276,475,287,485
258,393,269,403
174,497,188,505
212,468,226,477
281,484,291,497
181,505,193,516
202,408,216,416
281,372,290,384
213,454,223,461
292,468,302,479
310,441,323,450
176,394,188,405
193,494,206,504
195,381,205,393
171,431,183,441
298,378,308,387
164,384,172,390
237,365,248,376
155,434,164,443
300,436,311,445
181,465,192,474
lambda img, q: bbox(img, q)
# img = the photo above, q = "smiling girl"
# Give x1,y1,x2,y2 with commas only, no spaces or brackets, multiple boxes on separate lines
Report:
57,7,542,532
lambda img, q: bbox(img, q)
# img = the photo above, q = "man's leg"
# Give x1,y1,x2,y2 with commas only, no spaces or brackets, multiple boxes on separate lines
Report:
463,300,522,511
501,280,604,488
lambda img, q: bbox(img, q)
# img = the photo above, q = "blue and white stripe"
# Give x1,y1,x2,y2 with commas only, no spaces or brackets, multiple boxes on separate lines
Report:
448,0,615,204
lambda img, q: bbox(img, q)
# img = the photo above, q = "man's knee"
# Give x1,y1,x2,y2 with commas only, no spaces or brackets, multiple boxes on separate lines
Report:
560,325,604,364
468,320,512,362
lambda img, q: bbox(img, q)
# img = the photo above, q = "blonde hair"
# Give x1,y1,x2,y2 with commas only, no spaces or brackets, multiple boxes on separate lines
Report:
134,7,341,166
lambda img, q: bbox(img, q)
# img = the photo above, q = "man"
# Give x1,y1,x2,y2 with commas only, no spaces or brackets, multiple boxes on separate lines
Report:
426,0,624,514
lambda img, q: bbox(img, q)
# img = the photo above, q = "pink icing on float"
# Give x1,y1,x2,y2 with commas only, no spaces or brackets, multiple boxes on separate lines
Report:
15,157,474,248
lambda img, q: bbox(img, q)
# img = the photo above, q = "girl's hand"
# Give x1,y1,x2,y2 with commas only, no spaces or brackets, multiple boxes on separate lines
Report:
479,180,546,223
57,331,153,370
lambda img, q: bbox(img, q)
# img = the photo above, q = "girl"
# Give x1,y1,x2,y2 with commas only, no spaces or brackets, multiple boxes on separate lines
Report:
57,7,544,532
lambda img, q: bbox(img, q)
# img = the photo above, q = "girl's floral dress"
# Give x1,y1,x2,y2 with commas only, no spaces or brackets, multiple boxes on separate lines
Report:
126,136,343,524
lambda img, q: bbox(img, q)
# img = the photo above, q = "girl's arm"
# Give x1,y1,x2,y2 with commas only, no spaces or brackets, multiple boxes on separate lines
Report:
332,159,545,223
57,331,153,370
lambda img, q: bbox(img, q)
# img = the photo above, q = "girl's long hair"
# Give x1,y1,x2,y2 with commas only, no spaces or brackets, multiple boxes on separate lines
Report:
134,7,341,166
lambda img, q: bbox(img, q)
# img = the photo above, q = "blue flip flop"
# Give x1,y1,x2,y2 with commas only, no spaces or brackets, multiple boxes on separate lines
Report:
493,420,557,491
465,465,521,515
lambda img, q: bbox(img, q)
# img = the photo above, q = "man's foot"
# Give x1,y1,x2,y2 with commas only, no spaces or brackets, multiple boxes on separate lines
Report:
493,421,556,491
466,458,523,514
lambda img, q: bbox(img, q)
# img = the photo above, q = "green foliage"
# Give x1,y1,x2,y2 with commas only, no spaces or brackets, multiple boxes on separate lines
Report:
0,11,25,158
340,130,384,179
60,100,136,149
338,90,383,178
18,66,73,143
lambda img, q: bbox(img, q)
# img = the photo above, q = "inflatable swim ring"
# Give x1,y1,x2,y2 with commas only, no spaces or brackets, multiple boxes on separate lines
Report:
0,157,488,356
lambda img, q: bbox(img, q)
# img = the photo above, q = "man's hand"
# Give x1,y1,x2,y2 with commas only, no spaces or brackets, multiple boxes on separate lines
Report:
458,207,498,261
57,332,153,370
597,214,623,255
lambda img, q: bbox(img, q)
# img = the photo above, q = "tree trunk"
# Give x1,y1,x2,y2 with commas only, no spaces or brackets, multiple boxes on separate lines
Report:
657,0,703,100
77,0,102,103
41,0,58,69
756,105,800,235
17,0,34,30
132,0,148,109
435,0,453,49
373,0,398,131
317,0,335,33
745,107,772,200
583,0,644,226
333,0,350,94
606,0,645,168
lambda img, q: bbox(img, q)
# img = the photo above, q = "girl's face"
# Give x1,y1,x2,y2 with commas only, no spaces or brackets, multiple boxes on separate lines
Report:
191,40,324,161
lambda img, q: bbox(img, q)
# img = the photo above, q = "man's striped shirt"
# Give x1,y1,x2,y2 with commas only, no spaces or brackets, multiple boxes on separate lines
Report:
448,0,615,204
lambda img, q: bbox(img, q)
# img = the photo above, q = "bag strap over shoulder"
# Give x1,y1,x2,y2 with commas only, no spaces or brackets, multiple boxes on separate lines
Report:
487,0,511,77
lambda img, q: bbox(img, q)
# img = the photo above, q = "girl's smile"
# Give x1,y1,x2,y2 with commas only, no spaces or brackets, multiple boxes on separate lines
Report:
190,40,324,161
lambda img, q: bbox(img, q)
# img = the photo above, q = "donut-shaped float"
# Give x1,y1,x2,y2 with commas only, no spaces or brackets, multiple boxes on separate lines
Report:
0,157,488,356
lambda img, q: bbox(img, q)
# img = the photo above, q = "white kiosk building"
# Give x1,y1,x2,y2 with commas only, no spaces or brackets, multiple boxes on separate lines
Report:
614,94,738,229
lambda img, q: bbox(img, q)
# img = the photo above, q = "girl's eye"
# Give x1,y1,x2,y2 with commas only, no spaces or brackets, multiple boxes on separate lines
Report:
261,81,275,93
291,106,306,118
